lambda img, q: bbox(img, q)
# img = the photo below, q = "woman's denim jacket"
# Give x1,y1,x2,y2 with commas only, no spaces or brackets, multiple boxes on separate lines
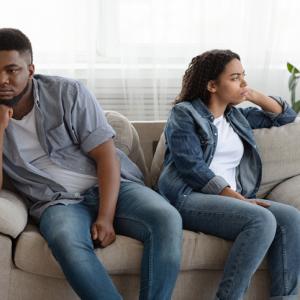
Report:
158,97,297,203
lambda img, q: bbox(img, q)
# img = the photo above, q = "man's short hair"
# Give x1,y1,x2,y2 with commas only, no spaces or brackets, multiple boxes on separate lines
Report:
0,28,33,63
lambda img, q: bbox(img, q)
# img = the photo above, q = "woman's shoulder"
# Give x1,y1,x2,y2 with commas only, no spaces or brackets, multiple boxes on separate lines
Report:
172,99,210,118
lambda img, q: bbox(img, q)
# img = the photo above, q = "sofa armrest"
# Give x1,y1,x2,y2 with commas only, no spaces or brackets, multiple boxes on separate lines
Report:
266,175,300,210
0,190,28,238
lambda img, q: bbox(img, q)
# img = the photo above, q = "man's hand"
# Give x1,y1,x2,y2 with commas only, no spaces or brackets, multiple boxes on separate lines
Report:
0,105,13,130
91,217,116,248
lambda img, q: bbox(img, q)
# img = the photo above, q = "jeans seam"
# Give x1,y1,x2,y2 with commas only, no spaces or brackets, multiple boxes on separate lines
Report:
279,224,288,295
222,233,249,300
115,215,154,299
179,208,252,221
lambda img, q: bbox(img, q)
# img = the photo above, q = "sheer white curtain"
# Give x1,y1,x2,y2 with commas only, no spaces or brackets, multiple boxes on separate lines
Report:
1,0,300,120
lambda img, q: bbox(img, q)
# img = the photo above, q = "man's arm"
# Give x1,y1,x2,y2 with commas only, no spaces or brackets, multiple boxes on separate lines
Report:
0,106,13,189
88,139,120,248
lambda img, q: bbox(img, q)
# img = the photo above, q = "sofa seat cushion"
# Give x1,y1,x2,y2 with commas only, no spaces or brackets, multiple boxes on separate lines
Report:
14,224,267,279
14,224,143,279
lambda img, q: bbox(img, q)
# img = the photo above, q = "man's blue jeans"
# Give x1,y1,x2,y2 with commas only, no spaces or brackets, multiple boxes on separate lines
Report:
173,193,300,300
39,181,182,300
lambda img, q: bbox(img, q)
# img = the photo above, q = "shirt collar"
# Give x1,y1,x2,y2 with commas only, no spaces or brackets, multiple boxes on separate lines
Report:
32,77,41,108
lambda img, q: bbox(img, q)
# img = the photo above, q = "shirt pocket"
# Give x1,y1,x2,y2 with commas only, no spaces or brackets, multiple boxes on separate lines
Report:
47,123,74,150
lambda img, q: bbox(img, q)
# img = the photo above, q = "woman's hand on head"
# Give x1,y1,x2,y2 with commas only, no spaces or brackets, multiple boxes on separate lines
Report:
243,88,268,106
243,88,259,102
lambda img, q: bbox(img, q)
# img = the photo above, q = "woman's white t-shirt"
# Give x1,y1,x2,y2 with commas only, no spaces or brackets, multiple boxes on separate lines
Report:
209,115,244,191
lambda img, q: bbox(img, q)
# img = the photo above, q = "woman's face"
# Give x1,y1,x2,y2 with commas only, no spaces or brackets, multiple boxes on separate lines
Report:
210,58,248,105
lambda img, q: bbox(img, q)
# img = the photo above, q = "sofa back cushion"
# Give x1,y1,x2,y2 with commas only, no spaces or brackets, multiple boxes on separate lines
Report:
105,111,149,182
151,119,300,198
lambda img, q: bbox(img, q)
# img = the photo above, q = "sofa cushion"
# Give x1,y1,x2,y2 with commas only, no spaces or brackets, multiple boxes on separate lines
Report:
266,174,300,210
105,111,133,156
105,110,149,183
0,190,28,238
151,119,300,198
14,224,267,279
14,224,143,278
254,118,300,198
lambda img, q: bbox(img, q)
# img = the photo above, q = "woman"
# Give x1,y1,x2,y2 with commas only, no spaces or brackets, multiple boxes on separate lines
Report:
158,49,300,300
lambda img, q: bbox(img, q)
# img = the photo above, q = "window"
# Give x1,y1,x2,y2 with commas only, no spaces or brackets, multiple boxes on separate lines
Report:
1,0,300,120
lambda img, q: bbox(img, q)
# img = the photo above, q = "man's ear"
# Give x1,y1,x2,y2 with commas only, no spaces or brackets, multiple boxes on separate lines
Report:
28,64,35,80
207,80,217,93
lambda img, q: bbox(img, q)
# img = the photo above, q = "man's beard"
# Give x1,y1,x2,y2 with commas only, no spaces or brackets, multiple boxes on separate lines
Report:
0,82,30,107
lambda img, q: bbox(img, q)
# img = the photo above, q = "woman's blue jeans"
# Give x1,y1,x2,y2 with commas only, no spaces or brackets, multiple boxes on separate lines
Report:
39,181,182,300
173,193,300,300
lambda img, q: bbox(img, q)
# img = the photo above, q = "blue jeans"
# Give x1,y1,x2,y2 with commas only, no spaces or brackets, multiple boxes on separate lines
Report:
173,193,300,300
39,181,182,300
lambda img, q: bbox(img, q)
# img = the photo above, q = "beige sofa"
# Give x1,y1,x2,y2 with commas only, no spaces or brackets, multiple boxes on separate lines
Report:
1,111,300,300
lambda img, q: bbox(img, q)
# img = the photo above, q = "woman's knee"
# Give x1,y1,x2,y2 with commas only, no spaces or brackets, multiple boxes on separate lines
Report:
271,203,300,235
247,206,277,241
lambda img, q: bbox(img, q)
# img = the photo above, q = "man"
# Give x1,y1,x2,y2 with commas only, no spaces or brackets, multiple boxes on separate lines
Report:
0,28,182,300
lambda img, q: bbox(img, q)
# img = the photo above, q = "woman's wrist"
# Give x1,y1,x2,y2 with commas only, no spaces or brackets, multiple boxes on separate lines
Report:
220,187,245,200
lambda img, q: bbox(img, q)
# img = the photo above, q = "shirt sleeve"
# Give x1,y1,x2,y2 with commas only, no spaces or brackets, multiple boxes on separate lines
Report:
238,96,297,129
165,105,229,194
70,81,116,153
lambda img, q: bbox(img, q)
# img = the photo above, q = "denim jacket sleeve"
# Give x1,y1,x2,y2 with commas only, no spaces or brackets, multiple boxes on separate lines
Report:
165,105,229,195
238,96,297,129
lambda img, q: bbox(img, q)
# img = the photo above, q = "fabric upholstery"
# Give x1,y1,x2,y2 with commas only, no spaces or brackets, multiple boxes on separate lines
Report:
0,190,28,238
105,110,149,182
254,119,300,198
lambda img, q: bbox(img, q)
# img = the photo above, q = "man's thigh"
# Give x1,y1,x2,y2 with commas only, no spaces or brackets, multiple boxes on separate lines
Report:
39,202,95,245
114,181,181,241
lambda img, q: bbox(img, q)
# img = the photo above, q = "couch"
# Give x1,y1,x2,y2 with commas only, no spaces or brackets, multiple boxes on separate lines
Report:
1,110,300,300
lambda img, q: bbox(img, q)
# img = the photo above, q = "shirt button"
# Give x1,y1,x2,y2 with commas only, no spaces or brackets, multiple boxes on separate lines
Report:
74,193,80,197
214,132,217,136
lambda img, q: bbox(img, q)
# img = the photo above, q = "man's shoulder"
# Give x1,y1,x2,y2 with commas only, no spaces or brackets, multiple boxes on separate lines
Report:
33,74,83,91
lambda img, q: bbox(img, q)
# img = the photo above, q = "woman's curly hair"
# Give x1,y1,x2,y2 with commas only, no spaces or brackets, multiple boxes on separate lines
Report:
175,49,240,105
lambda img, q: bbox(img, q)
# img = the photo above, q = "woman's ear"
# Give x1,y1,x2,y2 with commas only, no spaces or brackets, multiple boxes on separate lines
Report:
207,80,217,93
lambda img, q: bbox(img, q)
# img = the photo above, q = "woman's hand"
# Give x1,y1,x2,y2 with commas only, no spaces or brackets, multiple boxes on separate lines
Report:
243,88,282,113
91,216,116,248
246,199,271,208
242,88,260,103
220,187,271,208
219,187,245,200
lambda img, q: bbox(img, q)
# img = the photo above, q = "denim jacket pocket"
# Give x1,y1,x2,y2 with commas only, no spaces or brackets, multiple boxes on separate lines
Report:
198,136,214,146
